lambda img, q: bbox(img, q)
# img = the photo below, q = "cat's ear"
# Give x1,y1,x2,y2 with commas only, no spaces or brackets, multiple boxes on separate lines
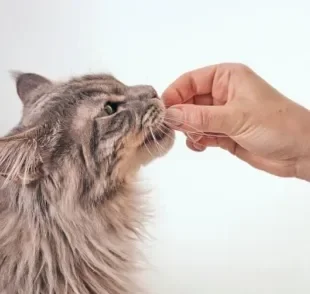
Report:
0,127,48,185
11,72,51,103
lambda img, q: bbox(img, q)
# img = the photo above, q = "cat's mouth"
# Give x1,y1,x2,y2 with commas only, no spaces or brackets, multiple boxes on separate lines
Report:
137,125,175,160
143,129,167,144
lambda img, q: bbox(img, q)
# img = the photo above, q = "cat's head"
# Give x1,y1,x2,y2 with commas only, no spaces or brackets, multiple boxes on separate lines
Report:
0,72,174,186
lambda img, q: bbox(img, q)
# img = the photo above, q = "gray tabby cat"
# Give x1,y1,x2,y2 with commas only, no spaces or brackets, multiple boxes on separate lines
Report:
0,72,174,294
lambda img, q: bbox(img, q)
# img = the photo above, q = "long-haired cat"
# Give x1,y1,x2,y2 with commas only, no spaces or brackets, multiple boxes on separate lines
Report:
0,72,174,294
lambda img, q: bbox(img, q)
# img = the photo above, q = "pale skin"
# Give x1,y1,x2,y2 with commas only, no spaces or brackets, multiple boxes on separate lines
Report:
162,63,310,181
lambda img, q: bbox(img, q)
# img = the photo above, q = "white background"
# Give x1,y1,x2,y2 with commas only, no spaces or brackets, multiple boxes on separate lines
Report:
1,1,310,293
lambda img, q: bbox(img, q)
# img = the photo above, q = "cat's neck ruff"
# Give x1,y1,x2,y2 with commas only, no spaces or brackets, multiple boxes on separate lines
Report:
0,172,147,294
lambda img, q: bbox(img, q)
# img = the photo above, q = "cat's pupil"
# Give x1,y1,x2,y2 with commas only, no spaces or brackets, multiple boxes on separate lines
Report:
104,102,117,115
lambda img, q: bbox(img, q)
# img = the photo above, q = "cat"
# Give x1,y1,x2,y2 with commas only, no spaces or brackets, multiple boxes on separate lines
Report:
0,72,174,294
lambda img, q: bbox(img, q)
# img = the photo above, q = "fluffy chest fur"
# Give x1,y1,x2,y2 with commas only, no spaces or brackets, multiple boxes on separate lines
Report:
0,164,146,294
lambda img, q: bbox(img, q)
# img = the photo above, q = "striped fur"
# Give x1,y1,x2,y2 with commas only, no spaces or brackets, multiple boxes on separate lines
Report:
0,73,174,294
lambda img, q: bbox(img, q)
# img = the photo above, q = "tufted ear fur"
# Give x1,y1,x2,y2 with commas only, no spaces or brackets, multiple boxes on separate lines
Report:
11,72,51,103
0,128,47,185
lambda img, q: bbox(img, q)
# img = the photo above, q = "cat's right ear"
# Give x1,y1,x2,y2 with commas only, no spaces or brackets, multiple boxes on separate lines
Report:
10,72,51,103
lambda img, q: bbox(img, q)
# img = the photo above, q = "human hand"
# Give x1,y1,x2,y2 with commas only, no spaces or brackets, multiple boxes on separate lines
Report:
162,63,310,181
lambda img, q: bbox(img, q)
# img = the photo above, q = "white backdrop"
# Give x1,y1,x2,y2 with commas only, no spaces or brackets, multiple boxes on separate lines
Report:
1,1,310,293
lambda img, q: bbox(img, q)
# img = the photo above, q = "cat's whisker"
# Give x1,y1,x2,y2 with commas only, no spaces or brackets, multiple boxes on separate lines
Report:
142,130,155,158
149,128,164,156
164,117,205,132
154,127,168,153
164,116,209,131
161,120,229,138
153,125,179,153
143,141,152,157
164,116,204,131
157,124,210,148
145,129,159,158
158,123,230,148
186,132,228,138
157,125,175,142
165,118,229,138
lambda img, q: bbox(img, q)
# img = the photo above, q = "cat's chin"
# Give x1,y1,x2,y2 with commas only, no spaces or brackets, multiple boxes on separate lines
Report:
137,129,175,165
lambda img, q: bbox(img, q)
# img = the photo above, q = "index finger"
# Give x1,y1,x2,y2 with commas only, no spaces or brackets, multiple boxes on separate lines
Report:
162,65,217,107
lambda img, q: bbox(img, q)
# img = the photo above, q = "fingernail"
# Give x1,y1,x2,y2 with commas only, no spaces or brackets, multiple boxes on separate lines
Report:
193,143,205,150
187,134,202,143
165,107,183,126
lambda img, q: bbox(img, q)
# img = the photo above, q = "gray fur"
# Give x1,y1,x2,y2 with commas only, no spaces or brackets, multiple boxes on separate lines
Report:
0,72,174,294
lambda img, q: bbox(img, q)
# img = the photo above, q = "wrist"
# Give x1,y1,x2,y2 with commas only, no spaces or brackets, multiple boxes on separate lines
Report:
296,156,310,182
295,109,310,181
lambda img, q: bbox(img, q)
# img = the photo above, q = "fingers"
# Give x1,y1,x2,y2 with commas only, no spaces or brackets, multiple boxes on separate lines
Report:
162,65,218,107
186,133,202,143
186,134,296,177
166,104,236,135
186,136,230,152
194,94,213,106
163,63,252,107
165,93,213,107
186,138,206,152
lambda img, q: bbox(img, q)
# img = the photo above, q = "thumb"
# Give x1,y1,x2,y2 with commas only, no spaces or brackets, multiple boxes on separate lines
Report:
165,104,236,134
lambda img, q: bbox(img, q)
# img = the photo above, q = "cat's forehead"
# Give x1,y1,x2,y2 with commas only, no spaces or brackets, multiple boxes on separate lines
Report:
63,74,127,96
64,74,157,98
69,73,124,86
21,73,158,126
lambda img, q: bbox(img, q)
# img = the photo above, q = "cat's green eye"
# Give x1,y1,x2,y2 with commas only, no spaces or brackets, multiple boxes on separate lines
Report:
104,102,117,115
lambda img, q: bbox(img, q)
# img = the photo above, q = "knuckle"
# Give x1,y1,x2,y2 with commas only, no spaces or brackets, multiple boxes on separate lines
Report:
217,138,229,150
218,63,251,75
182,72,197,95
233,63,253,76
233,63,250,71
218,62,250,72
199,108,210,130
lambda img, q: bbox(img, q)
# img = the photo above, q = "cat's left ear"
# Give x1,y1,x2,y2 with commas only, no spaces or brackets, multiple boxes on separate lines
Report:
11,72,51,103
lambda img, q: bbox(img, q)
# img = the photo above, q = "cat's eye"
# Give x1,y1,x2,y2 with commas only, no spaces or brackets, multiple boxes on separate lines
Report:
104,102,117,115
